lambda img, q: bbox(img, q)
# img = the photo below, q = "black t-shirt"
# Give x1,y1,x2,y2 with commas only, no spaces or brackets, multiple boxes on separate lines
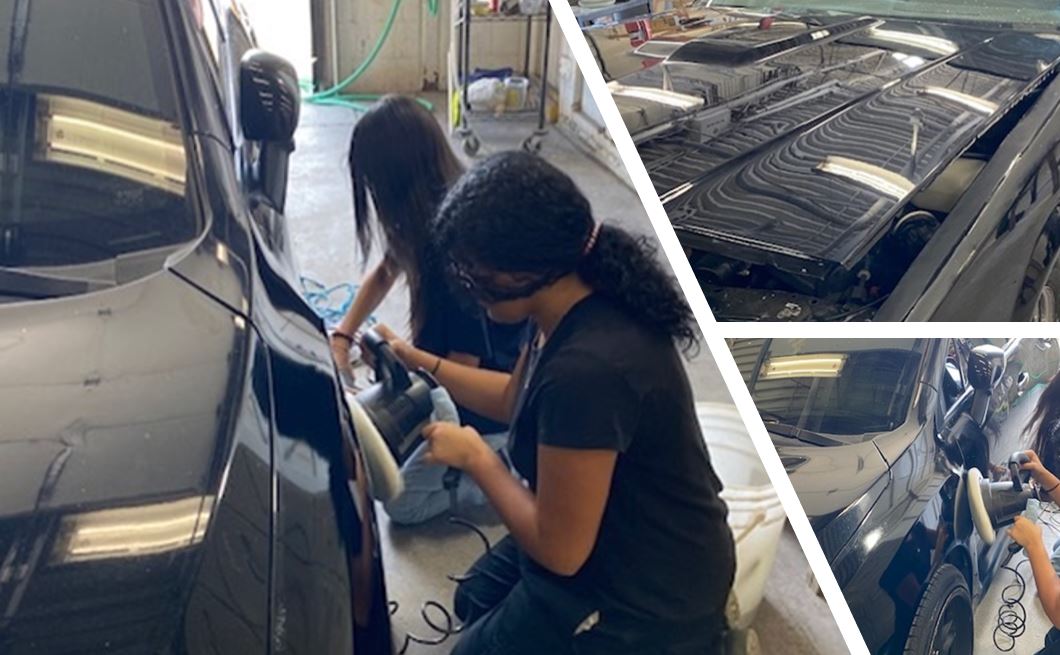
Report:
509,294,735,626
414,253,527,433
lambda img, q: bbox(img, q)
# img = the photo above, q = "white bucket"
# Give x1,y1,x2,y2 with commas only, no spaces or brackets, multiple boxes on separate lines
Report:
697,402,786,629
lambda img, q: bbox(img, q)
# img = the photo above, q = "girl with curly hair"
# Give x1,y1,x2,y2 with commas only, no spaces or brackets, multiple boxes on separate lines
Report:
419,151,735,654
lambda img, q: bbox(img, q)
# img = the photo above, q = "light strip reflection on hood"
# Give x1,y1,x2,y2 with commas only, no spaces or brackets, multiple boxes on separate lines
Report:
52,495,213,564
608,83,704,110
867,28,958,56
921,86,997,114
816,156,914,199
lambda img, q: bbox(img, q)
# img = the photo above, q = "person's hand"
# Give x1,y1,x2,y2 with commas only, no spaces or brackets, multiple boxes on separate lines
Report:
423,422,494,472
1010,515,1043,550
330,332,354,374
361,323,411,367
1021,449,1050,483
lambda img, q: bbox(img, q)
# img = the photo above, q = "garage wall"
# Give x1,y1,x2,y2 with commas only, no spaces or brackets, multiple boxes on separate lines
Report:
242,0,562,96
318,0,556,94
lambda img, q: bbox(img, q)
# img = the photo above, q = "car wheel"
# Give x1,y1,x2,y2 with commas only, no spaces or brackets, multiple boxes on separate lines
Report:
903,564,973,655
1033,284,1057,322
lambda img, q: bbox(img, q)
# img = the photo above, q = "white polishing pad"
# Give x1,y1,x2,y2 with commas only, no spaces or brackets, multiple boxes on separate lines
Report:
967,467,995,545
346,392,404,503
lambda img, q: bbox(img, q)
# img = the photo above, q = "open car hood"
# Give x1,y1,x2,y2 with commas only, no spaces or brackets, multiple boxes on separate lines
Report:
618,8,1060,271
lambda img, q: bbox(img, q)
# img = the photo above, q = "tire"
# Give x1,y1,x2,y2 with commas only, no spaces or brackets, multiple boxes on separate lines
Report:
903,563,973,655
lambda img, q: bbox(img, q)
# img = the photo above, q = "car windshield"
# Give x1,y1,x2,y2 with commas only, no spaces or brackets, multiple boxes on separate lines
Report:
734,338,925,441
712,0,1060,27
0,0,197,299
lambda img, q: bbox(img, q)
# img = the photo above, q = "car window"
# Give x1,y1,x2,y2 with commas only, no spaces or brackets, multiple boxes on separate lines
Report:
742,338,925,440
0,0,200,298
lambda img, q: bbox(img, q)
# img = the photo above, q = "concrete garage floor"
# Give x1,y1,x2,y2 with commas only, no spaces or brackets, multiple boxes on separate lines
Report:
975,513,1060,653
286,101,846,654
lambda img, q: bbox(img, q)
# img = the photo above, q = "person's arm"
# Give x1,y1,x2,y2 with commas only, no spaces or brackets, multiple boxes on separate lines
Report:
423,425,616,576
1021,450,1060,505
330,258,398,367
1012,516,1060,626
372,324,527,424
424,352,636,576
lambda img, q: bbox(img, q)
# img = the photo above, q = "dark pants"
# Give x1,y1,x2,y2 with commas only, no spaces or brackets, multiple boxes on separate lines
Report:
1038,628,1060,655
452,536,726,655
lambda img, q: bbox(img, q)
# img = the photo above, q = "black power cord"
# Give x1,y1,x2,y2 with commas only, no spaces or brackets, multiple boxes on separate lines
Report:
994,557,1029,652
388,516,493,654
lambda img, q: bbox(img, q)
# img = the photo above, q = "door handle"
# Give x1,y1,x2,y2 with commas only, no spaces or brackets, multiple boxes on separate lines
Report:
1018,372,1030,395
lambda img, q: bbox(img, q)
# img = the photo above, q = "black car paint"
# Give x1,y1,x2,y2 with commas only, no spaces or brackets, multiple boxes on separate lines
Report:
0,2,391,654
596,8,1060,320
735,338,1058,654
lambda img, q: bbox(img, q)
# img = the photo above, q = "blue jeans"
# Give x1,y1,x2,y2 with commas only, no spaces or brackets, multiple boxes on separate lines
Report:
382,431,509,525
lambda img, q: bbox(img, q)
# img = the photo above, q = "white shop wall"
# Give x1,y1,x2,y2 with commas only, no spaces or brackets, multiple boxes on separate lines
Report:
324,0,558,94
243,1,568,105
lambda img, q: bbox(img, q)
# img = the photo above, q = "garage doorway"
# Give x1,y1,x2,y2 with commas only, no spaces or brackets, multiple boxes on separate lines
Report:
241,0,313,80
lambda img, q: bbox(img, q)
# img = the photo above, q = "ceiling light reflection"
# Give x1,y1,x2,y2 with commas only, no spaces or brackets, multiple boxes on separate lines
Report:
816,156,915,199
53,495,213,564
868,28,957,56
608,83,705,110
761,354,847,380
38,95,186,195
921,86,997,114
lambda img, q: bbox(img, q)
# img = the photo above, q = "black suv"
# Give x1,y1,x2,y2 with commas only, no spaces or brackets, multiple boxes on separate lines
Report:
0,1,391,653
731,338,1060,654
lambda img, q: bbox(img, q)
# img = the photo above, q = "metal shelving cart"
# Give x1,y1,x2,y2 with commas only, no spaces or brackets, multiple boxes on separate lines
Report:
450,3,553,156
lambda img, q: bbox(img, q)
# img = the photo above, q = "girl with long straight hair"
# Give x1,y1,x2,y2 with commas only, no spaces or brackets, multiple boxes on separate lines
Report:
1007,374,1060,654
420,151,735,654
331,95,525,525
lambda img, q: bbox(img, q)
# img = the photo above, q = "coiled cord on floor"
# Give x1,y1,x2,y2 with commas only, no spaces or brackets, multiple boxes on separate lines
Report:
994,556,1029,651
388,517,493,654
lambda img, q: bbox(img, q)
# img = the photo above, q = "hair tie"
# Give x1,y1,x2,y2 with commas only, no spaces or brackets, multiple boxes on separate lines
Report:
582,223,602,256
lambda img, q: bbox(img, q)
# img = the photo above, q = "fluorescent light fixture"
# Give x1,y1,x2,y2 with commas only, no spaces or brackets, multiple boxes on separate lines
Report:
816,156,915,199
761,354,847,379
38,95,186,195
53,495,213,564
868,27,957,56
921,86,997,114
608,83,704,110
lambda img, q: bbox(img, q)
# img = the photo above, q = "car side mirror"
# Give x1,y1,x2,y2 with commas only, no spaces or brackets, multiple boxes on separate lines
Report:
240,49,300,212
968,344,1005,426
